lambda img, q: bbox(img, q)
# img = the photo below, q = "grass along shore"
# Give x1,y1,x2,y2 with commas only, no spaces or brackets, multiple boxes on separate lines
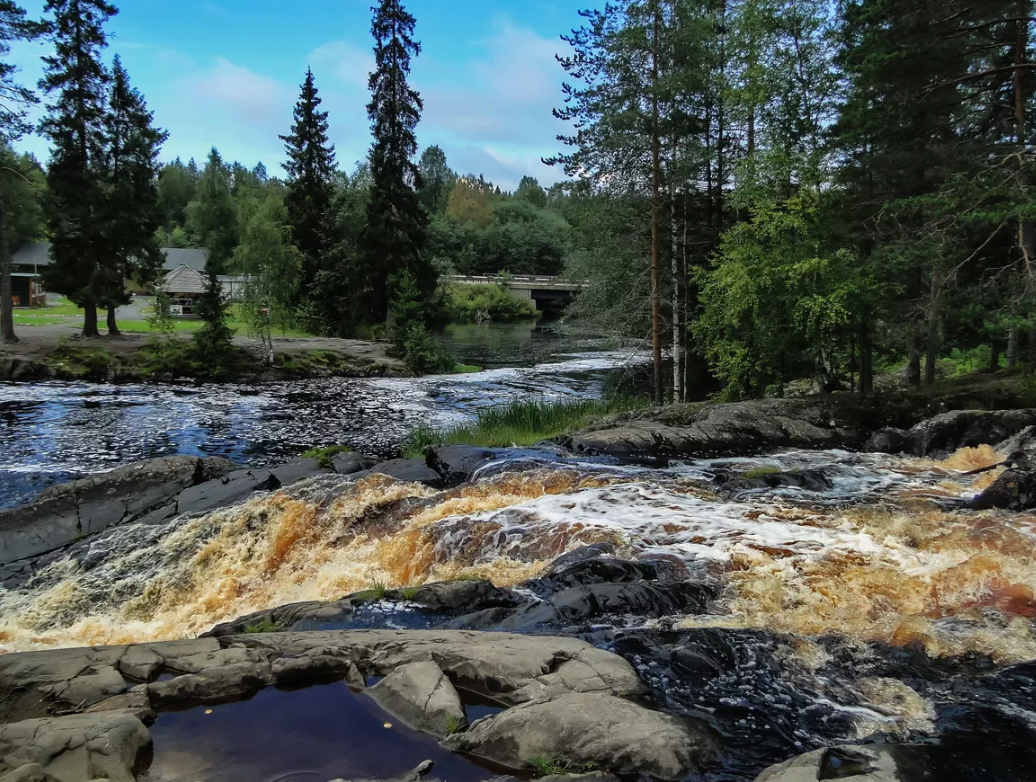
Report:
405,395,649,456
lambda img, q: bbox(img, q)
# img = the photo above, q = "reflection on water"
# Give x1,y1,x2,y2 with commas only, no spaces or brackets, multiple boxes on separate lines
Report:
0,341,643,508
145,682,500,782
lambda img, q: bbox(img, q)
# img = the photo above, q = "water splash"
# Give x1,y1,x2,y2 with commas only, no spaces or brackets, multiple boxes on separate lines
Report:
1,449,1033,663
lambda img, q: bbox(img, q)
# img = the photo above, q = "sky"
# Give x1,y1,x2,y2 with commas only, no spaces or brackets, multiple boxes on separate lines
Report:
10,0,593,190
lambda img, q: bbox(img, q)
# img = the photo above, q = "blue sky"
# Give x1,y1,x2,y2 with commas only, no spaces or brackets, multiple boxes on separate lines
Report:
10,0,593,189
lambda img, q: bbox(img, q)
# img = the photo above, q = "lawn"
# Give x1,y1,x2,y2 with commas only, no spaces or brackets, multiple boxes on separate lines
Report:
13,297,316,338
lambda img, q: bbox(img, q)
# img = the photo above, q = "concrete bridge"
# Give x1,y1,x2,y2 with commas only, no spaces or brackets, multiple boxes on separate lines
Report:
445,274,587,310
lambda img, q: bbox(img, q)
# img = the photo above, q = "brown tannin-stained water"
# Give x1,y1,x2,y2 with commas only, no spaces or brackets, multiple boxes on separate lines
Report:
143,682,504,782
1,444,1033,664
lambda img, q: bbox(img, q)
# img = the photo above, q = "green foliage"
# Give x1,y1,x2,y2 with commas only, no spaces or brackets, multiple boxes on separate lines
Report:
46,339,114,377
743,465,782,479
360,0,437,326
301,444,352,469
445,283,538,323
399,585,421,600
186,149,238,273
191,269,236,373
145,291,175,335
356,581,388,600
443,715,465,737
281,67,337,300
243,618,280,634
526,757,597,778
405,395,649,455
695,194,879,398
400,325,455,375
234,193,304,350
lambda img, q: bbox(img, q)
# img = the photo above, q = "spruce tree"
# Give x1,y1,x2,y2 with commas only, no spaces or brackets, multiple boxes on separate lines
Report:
186,148,237,273
280,67,336,300
38,0,116,339
0,0,42,344
417,145,454,216
362,0,434,325
99,56,168,335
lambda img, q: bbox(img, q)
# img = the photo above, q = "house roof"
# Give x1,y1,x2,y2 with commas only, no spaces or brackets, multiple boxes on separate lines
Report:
162,264,208,295
12,243,210,272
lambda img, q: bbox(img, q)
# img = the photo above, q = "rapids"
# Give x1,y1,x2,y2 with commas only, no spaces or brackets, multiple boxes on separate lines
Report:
0,347,638,508
2,443,1034,667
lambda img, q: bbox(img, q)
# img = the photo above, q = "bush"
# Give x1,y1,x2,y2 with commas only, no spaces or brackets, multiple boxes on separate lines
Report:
401,325,456,375
446,283,538,323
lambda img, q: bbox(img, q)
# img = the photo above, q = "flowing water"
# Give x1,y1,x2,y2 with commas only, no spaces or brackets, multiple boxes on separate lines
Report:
0,322,639,509
3,325,1036,780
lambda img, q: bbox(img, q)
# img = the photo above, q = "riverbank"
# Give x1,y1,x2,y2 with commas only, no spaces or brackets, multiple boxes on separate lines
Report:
0,328,405,383
1,397,1035,781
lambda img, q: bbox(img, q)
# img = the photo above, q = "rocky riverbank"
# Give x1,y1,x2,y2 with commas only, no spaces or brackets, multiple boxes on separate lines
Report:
0,330,404,383
2,394,1036,781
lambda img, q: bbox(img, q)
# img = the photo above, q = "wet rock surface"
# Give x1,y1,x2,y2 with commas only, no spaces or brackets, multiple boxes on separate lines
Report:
0,455,237,567
568,397,882,457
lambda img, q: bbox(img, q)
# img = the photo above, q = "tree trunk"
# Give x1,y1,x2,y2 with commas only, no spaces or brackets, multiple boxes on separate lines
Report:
1007,326,1019,371
649,2,664,407
925,322,939,388
1015,3,1035,282
859,329,873,395
0,195,16,344
990,340,1001,372
106,306,119,336
1029,326,1036,374
670,145,683,404
907,335,922,389
82,302,100,338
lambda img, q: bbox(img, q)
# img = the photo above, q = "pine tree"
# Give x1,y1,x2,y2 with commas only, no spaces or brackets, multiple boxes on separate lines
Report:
0,0,42,343
38,0,117,339
98,56,168,335
280,67,336,300
186,148,237,273
361,0,434,326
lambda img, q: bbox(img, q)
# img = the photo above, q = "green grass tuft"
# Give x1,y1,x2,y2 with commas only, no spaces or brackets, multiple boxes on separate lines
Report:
444,714,466,737
404,395,649,457
526,757,597,778
400,585,422,600
452,363,483,374
742,465,782,479
301,444,353,469
242,618,280,634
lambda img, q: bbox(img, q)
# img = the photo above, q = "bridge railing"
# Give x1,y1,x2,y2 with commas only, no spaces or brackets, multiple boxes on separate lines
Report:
444,274,588,288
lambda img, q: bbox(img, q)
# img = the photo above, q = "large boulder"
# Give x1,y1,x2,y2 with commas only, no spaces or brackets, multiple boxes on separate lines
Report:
354,458,445,488
0,456,238,565
900,409,1036,456
972,467,1036,511
403,579,517,613
424,445,500,487
499,582,714,631
0,711,150,782
442,692,716,780
369,661,465,737
567,397,880,458
755,746,899,781
204,598,356,637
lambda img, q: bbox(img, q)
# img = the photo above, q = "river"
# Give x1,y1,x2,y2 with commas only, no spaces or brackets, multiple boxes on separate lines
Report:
0,322,641,509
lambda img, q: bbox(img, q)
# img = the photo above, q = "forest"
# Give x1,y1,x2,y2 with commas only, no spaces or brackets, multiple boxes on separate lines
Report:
0,0,1034,397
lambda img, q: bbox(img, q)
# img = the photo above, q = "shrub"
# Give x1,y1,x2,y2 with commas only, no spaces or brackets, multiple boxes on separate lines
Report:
446,283,538,323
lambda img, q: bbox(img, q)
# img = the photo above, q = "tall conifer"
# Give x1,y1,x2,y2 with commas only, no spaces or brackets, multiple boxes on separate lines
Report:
99,56,168,335
39,0,116,338
280,67,336,299
361,0,434,325
0,0,42,343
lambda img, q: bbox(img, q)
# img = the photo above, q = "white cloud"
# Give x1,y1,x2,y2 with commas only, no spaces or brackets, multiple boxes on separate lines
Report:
418,17,571,187
309,41,375,90
187,57,289,124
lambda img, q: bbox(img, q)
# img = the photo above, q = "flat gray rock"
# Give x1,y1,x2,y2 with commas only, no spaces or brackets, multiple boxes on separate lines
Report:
0,711,150,782
754,746,899,781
